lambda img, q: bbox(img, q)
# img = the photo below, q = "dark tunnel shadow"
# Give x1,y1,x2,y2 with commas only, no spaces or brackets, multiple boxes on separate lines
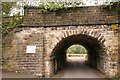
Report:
51,34,106,78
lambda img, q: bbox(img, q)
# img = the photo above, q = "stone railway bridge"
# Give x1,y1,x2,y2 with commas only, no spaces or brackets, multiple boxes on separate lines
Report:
3,6,120,78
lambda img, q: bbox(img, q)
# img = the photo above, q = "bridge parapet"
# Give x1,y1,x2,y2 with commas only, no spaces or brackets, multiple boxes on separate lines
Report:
22,6,119,27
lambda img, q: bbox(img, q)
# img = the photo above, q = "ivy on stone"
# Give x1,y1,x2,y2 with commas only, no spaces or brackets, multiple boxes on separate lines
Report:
101,1,120,11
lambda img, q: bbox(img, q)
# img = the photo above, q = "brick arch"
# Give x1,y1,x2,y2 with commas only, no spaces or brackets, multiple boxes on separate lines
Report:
47,31,106,75
45,27,118,77
46,28,108,62
52,28,107,59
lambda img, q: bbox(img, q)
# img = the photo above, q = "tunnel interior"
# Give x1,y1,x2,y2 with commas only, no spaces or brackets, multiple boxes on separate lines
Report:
51,34,105,74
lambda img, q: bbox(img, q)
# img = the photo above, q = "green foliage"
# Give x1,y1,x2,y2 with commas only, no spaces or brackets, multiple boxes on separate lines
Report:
2,2,16,16
1,2,22,34
67,45,87,54
37,2,84,12
2,15,22,34
101,1,120,11
111,72,120,80
38,2,65,12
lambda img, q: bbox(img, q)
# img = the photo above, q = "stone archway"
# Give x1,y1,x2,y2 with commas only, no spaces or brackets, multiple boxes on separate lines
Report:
44,25,118,77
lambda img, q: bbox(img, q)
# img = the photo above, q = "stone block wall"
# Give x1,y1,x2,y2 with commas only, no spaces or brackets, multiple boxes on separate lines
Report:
3,28,45,77
118,24,120,73
22,6,119,27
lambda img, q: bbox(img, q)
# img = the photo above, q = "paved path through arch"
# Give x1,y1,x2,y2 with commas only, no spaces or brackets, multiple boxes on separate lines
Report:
60,57,105,78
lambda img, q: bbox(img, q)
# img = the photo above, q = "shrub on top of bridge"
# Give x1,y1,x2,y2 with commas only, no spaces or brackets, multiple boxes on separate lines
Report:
38,2,65,12
37,2,83,12
33,2,120,12
101,1,120,11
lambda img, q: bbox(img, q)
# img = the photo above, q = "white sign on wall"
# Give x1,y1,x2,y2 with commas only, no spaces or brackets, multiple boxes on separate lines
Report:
26,46,36,53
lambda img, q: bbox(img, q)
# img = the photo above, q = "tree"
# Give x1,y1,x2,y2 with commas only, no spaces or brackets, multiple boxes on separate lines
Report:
2,2,16,16
101,0,120,11
67,45,87,54
1,2,23,34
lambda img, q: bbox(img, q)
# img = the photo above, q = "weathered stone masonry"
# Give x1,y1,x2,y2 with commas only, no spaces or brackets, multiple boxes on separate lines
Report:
3,6,120,77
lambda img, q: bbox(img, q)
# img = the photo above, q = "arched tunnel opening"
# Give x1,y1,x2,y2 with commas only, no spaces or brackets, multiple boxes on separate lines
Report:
66,44,87,63
51,34,105,77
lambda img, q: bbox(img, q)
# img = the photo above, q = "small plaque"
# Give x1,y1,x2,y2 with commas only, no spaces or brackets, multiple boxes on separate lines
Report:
26,46,36,53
